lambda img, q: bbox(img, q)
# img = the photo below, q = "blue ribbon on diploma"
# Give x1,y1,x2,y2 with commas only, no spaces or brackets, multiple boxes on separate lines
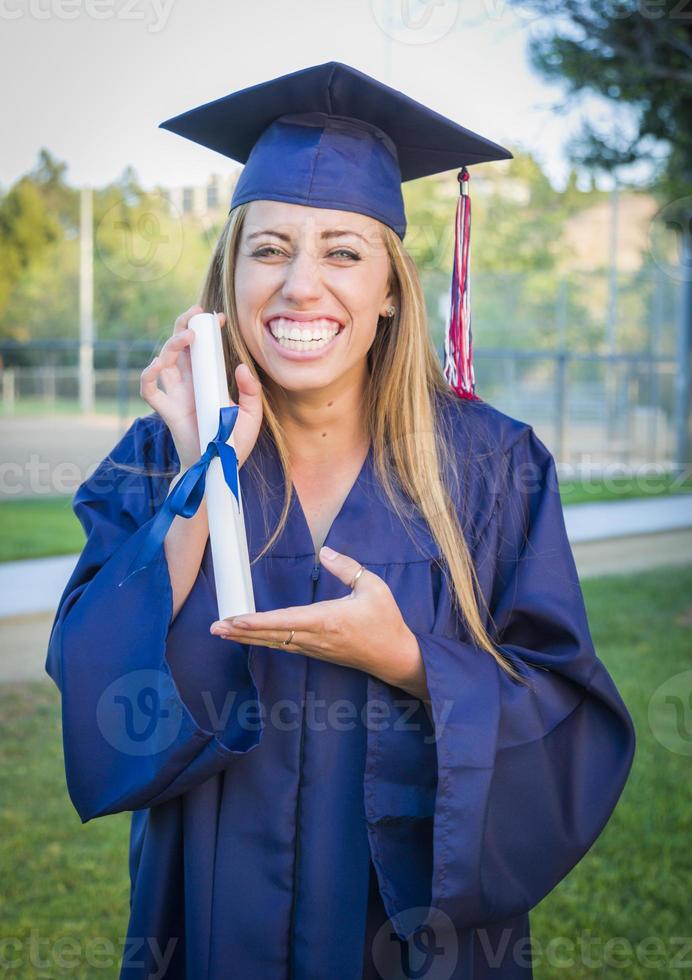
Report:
118,405,241,587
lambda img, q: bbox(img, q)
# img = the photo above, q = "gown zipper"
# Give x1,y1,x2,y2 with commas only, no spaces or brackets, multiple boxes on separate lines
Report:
287,558,321,978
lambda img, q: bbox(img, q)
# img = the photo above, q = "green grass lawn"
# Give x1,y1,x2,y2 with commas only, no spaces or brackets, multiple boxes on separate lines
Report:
1,476,691,563
0,683,131,978
0,398,138,417
529,565,692,978
559,472,692,505
0,565,690,978
0,498,86,562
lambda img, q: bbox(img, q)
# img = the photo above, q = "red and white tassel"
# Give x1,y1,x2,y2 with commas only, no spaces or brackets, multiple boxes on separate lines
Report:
443,167,478,401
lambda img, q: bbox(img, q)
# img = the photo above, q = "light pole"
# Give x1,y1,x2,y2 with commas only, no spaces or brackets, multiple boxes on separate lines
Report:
79,185,94,414
674,207,691,478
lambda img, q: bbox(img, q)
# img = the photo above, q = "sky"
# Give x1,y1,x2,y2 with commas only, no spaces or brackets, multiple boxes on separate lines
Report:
0,0,611,194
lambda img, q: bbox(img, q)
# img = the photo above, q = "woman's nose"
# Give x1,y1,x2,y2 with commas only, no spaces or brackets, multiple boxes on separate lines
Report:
280,251,323,304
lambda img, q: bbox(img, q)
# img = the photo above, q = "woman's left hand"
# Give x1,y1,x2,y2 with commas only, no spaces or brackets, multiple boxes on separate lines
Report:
209,546,425,694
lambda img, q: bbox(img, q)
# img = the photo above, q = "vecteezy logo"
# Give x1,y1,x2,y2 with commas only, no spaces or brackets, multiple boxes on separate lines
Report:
369,0,459,45
96,669,183,755
371,906,458,979
95,192,184,282
648,669,692,757
648,196,692,283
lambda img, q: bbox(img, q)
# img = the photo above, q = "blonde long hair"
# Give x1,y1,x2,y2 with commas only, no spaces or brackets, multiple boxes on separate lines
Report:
198,203,525,685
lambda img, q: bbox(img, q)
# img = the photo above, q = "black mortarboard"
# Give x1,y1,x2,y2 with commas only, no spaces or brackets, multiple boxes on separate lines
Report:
159,61,512,399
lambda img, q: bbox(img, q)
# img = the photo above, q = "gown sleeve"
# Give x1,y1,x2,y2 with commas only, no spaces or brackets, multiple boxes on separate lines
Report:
44,414,262,824
364,424,637,942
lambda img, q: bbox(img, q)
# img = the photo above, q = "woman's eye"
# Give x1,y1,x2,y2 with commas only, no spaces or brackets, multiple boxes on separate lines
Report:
330,249,361,261
251,246,361,261
252,246,284,257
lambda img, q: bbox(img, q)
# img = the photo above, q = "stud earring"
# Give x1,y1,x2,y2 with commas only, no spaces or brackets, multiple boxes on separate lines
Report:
384,305,396,318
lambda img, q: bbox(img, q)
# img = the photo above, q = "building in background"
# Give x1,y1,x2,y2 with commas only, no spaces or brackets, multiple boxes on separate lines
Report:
160,170,241,219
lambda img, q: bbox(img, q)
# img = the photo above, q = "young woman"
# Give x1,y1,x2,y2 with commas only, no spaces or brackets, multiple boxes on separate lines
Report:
46,63,636,979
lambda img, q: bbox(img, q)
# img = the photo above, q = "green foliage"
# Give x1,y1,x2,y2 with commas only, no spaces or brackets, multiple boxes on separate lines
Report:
91,177,210,342
26,150,79,233
0,144,661,357
0,177,62,322
404,151,608,349
2,237,79,342
509,0,692,196
0,150,217,344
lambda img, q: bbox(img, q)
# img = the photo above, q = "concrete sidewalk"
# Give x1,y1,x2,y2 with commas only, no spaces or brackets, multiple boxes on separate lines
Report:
564,493,692,542
0,555,76,618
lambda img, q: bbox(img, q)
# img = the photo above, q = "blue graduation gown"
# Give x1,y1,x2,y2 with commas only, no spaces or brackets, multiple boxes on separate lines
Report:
45,394,636,979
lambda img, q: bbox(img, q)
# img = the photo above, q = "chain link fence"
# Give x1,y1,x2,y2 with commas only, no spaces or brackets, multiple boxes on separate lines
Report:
0,269,686,471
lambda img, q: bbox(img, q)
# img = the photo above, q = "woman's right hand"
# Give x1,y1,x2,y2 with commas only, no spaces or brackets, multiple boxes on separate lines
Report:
140,305,264,470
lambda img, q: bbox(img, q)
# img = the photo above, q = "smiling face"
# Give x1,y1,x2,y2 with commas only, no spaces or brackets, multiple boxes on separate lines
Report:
233,200,395,395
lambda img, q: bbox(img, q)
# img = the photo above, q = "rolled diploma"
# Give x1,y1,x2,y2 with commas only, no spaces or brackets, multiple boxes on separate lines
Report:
188,312,255,620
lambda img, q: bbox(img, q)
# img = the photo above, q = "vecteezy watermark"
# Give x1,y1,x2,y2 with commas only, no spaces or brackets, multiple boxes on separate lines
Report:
557,458,692,497
0,0,175,32
648,196,692,283
598,0,692,20
0,930,178,977
473,0,544,24
369,913,692,975
369,0,459,45
371,906,458,979
2,451,687,501
648,669,692,756
402,221,457,275
95,673,452,756
0,453,172,497
96,193,185,283
96,669,184,755
474,930,692,971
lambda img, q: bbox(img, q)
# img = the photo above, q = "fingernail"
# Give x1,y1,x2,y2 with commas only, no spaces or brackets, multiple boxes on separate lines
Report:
231,619,251,628
320,546,338,560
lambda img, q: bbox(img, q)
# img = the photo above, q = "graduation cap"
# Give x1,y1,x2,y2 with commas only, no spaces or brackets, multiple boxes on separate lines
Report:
159,61,512,400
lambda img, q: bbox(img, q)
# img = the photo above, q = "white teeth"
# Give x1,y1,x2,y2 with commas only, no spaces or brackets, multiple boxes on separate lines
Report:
275,335,332,351
267,316,341,342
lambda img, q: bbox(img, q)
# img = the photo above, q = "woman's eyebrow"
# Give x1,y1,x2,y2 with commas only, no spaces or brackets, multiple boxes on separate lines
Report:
322,229,369,242
245,228,370,243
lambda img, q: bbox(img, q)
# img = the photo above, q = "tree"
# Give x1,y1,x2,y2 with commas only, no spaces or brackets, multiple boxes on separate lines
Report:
0,176,62,322
27,149,79,232
510,0,692,471
509,0,692,197
402,151,604,353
